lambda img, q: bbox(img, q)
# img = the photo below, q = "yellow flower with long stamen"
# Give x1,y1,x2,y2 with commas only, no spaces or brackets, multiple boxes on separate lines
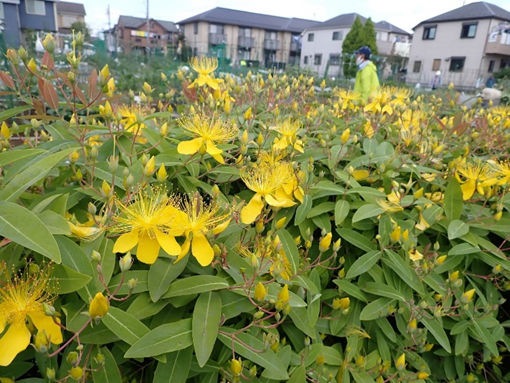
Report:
172,193,231,266
494,161,510,186
0,266,62,366
271,119,304,153
177,113,238,164
455,161,497,200
240,161,295,224
112,188,183,264
188,57,223,90
66,213,105,242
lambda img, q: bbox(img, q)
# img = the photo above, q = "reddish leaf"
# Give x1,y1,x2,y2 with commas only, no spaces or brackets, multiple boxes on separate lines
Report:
73,83,88,105
0,91,17,96
88,69,98,100
37,77,47,99
41,51,54,70
33,99,45,115
0,72,16,90
43,80,59,110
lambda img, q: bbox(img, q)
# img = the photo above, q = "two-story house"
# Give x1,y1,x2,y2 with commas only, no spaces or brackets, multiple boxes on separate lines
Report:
114,15,179,55
177,7,320,68
56,1,86,51
406,1,510,90
300,13,411,77
1,0,58,48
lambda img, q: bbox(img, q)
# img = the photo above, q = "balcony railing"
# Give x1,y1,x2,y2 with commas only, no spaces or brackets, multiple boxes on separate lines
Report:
209,33,227,45
290,41,299,52
485,39,510,56
238,36,255,48
264,39,281,50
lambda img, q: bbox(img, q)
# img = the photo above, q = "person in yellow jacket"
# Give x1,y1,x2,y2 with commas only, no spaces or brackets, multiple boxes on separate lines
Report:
353,46,380,101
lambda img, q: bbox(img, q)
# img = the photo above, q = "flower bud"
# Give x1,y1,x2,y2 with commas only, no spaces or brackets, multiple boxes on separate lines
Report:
277,284,289,304
89,292,109,320
127,278,137,290
34,330,50,353
461,289,475,304
42,34,56,54
396,353,406,371
108,155,119,173
230,359,242,376
417,372,429,379
319,232,332,252
119,252,133,272
69,366,83,381
254,282,267,302
157,164,167,182
67,351,79,365
43,303,56,317
91,250,101,263
46,367,56,380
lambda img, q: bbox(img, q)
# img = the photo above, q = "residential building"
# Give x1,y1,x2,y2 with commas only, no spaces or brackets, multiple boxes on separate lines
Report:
114,15,178,55
406,1,510,90
56,1,86,50
300,13,411,77
1,0,58,48
177,7,320,68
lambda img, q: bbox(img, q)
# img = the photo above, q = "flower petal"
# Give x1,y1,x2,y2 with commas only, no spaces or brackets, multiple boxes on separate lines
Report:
206,141,225,164
265,193,292,207
0,304,6,334
177,138,204,155
113,230,139,253
241,194,264,224
155,229,181,256
192,231,214,266
174,237,191,263
205,76,219,90
212,219,230,235
460,179,476,200
0,323,31,366
28,310,63,345
197,75,207,87
136,233,160,264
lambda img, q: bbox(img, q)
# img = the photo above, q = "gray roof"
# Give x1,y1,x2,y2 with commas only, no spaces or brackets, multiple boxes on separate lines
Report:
57,1,86,15
117,15,178,33
305,13,410,35
415,1,510,28
178,7,320,33
375,20,411,35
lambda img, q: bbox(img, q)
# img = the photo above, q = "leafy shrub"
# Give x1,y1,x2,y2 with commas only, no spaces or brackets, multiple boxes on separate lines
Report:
0,38,510,383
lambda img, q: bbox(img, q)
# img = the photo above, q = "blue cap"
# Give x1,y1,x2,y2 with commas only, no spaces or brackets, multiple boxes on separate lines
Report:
355,46,372,59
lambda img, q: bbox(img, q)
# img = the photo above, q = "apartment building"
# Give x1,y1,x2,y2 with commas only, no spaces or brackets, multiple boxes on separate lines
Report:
178,7,320,68
406,1,510,90
300,13,411,77
55,1,86,50
114,15,179,55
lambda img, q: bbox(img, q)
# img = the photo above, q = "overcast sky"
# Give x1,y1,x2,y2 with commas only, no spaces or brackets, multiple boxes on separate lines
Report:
83,0,510,35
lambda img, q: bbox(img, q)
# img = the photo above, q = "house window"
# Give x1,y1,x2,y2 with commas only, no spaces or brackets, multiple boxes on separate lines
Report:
488,60,495,73
26,0,45,15
194,22,198,34
210,24,224,34
332,31,342,41
304,56,308,65
329,54,340,65
432,59,441,71
449,57,465,72
135,38,142,42
461,22,477,38
423,25,436,40
0,3,4,19
376,32,381,40
413,61,421,73
265,31,277,40
239,28,251,37
308,33,314,42
314,54,322,65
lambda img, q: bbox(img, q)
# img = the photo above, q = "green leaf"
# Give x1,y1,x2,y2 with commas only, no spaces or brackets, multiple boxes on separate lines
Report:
193,292,222,367
455,331,469,356
383,249,425,295
127,293,169,320
352,204,384,223
0,105,33,122
444,177,463,221
421,317,451,353
153,347,193,383
0,201,61,262
470,314,499,357
295,194,312,225
277,228,299,274
56,236,94,297
0,147,76,202
307,202,336,218
448,243,480,256
218,328,289,380
361,282,406,302
337,228,376,252
162,275,229,298
149,256,188,302
335,200,350,226
448,220,469,240
102,307,149,345
125,319,192,358
351,370,376,383
346,251,381,279
288,365,306,383
359,298,395,321
51,265,91,294
39,210,71,235
92,347,122,383
0,148,46,167
311,180,345,196
333,280,368,302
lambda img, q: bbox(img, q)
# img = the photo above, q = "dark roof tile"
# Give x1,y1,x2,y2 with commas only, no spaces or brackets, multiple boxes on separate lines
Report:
117,15,178,33
56,1,86,15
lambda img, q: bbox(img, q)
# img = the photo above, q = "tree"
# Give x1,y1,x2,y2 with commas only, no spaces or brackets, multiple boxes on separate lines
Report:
70,21,91,41
342,16,380,78
360,18,378,55
342,16,363,55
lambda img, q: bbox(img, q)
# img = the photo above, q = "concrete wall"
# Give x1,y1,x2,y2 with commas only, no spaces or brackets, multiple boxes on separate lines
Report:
2,2,21,47
19,0,57,31
406,19,494,89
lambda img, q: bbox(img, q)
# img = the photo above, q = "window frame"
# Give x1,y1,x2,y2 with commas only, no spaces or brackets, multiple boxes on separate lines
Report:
304,56,308,65
210,24,224,34
332,31,342,41
25,0,46,16
194,22,198,34
460,22,477,39
422,25,436,40
432,59,441,71
308,33,314,42
314,54,322,66
449,56,466,72
488,60,495,73
413,60,421,73
329,54,340,65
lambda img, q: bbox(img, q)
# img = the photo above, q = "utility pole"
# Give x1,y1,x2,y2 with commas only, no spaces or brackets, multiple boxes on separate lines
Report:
146,0,150,60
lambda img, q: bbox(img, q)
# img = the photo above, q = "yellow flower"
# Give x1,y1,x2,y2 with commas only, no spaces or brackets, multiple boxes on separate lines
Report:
376,199,403,213
112,187,183,264
172,193,231,266
461,289,475,304
271,119,304,153
278,285,290,304
67,213,105,242
117,105,148,142
409,248,424,262
1,122,11,139
396,353,406,371
494,161,510,185
417,372,429,379
332,297,350,310
89,292,109,319
254,282,267,302
188,57,223,90
177,113,238,164
390,226,401,242
240,161,295,224
270,246,293,281
0,266,62,366
455,162,497,200
319,233,332,252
